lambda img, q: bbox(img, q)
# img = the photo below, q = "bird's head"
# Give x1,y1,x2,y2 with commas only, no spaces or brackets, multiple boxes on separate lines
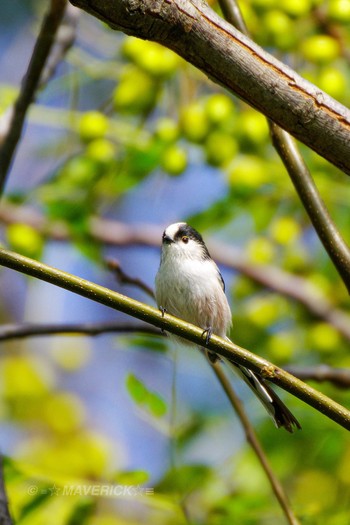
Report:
161,222,211,261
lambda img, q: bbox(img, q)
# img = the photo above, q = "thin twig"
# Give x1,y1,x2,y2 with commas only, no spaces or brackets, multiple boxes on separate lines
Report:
286,365,350,389
0,321,161,341
0,246,350,430
209,359,301,525
0,456,13,525
270,125,350,293
217,0,350,293
39,5,79,88
0,0,67,194
1,204,349,340
106,258,155,299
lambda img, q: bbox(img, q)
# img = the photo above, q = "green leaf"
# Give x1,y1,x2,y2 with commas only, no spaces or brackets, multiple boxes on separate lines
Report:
126,373,148,404
146,391,167,417
113,469,150,485
125,374,167,417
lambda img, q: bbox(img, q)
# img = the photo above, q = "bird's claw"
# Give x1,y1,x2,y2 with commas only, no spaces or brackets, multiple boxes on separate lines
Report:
159,306,167,334
159,306,167,317
202,326,213,345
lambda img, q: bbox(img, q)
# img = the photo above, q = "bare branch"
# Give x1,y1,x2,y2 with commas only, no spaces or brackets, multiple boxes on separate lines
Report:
0,321,161,341
69,0,350,175
39,5,79,87
270,125,350,293
0,0,68,194
106,258,155,299
0,246,350,430
0,456,13,525
0,203,349,340
217,0,350,292
286,365,350,389
210,359,301,525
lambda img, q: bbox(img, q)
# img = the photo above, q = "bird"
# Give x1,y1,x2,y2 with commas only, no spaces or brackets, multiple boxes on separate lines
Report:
155,222,301,433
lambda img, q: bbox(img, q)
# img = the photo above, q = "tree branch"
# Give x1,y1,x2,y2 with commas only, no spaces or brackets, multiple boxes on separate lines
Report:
69,0,350,175
0,321,161,341
209,359,300,525
106,258,155,299
0,0,68,195
1,204,349,341
270,125,350,293
0,246,349,430
0,456,13,525
217,0,350,292
287,365,350,389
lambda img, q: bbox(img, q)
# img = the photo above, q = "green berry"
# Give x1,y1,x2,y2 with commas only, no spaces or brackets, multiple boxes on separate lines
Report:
205,94,235,125
113,67,157,114
161,145,188,175
301,35,340,64
205,131,238,166
7,223,43,259
86,139,116,162
317,67,346,100
180,103,210,143
154,118,179,143
328,0,350,23
79,111,108,143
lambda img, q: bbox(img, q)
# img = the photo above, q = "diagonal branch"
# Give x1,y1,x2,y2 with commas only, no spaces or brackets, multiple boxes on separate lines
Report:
217,0,350,292
0,0,68,195
0,204,349,340
210,360,300,525
0,456,12,525
69,0,350,175
0,246,349,430
270,125,350,292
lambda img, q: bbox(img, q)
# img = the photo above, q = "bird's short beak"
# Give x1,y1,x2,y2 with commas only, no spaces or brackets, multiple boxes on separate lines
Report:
163,234,175,244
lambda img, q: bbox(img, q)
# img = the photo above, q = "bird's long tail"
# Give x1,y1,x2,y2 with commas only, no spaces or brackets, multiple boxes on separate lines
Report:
229,361,301,432
214,338,300,432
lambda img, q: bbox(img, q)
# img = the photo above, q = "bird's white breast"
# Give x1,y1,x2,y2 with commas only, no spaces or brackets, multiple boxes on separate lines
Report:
155,251,232,338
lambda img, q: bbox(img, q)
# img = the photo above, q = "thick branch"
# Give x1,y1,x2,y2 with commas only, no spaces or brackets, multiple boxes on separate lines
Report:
1,204,349,340
69,0,350,175
0,246,349,430
0,0,67,194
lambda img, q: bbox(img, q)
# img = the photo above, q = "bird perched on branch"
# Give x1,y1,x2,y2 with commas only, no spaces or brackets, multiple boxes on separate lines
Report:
155,222,301,433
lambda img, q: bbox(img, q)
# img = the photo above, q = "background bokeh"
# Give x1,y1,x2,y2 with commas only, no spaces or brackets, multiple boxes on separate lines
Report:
0,0,350,523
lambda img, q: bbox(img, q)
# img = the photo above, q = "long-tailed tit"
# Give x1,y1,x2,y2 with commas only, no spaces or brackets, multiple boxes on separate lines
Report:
155,222,301,432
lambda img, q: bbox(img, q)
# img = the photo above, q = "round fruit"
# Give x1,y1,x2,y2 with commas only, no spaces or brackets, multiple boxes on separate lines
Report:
301,35,340,64
6,223,43,259
180,103,210,143
79,111,108,142
113,67,157,114
154,118,179,143
205,94,235,125
205,131,238,166
86,139,115,162
161,145,188,175
328,0,350,23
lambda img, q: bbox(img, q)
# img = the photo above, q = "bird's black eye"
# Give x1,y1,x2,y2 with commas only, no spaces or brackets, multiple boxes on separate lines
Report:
182,236,189,244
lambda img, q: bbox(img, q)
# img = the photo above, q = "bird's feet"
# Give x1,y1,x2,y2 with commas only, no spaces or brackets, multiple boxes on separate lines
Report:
202,326,213,346
159,306,167,317
159,306,167,334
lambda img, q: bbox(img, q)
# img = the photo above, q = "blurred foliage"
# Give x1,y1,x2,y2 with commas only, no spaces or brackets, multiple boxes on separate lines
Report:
1,0,350,523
